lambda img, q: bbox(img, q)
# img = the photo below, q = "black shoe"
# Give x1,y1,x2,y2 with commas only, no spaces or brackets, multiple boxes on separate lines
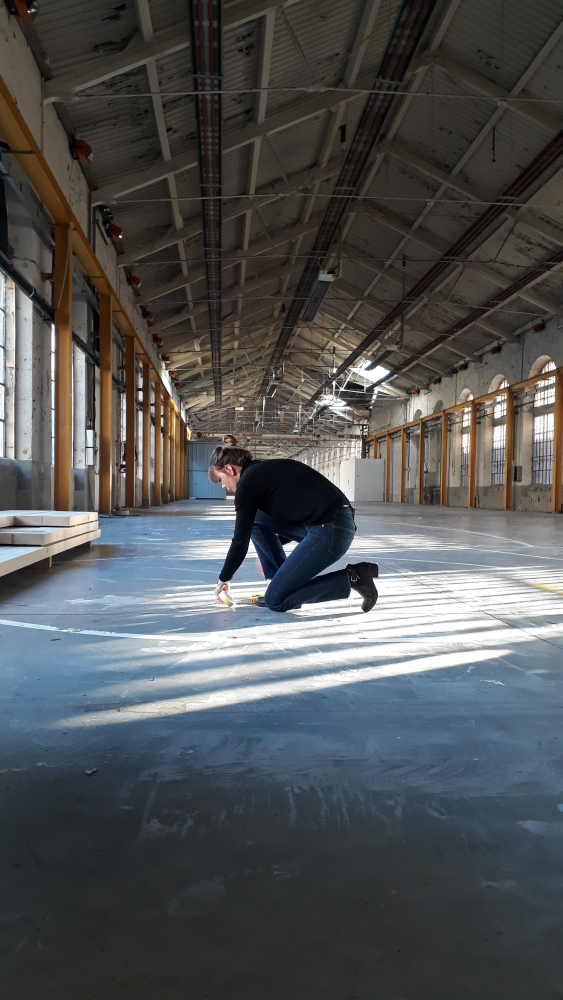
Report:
347,562,379,613
253,597,267,607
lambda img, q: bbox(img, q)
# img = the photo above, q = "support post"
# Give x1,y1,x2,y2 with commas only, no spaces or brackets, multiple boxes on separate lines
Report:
385,434,391,502
440,411,448,506
400,428,406,503
54,224,73,510
125,336,136,508
417,420,425,505
179,419,185,499
154,383,162,506
142,362,151,507
552,372,563,514
503,389,515,511
468,400,477,508
98,294,113,514
163,395,170,503
175,411,181,500
169,406,176,502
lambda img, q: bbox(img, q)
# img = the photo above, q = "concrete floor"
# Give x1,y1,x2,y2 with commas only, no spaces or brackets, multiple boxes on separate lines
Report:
1,501,563,999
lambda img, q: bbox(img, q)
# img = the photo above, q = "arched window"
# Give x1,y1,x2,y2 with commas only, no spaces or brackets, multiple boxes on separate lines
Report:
533,361,556,485
460,392,473,487
489,374,508,393
491,379,508,485
530,355,553,379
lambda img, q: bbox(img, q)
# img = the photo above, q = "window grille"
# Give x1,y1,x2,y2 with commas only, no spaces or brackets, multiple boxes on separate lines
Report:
533,412,554,485
0,272,5,457
532,362,555,485
491,424,506,485
460,394,473,487
491,379,508,485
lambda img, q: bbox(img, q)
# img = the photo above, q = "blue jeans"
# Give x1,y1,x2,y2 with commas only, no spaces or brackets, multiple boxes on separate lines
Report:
251,506,355,613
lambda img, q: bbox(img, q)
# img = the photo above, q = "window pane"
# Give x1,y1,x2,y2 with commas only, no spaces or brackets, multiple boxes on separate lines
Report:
532,412,554,485
491,423,506,485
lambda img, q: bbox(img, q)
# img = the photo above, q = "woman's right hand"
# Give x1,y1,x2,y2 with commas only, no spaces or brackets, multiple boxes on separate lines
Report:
214,580,229,600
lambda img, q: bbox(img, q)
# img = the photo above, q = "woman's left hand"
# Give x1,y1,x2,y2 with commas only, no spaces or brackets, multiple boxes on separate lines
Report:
215,580,229,600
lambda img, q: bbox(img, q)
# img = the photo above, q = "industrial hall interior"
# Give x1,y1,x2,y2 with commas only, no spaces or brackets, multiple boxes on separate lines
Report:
3,0,563,996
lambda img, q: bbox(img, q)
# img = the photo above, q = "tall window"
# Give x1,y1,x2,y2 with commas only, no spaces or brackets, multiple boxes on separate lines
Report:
532,361,556,485
491,379,508,485
0,272,5,457
460,393,473,487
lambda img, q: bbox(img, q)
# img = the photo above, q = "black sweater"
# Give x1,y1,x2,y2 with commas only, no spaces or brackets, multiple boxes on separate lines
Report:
219,459,349,581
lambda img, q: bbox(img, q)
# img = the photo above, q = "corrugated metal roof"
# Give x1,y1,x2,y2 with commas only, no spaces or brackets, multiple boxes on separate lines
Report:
36,0,139,73
441,0,563,95
25,0,563,427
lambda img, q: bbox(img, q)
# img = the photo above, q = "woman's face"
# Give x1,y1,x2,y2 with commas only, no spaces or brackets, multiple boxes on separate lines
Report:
213,463,241,492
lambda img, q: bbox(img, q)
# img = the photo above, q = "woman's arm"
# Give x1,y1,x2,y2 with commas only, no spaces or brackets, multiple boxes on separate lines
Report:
218,488,258,583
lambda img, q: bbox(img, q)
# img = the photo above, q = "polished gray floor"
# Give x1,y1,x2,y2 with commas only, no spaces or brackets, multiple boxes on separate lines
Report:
1,501,563,999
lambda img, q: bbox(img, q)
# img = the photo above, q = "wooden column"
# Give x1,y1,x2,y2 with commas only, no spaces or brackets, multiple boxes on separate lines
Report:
154,383,162,506
169,406,176,501
54,224,73,510
125,336,136,509
175,412,181,500
142,362,151,507
468,400,478,508
400,428,407,503
179,419,186,499
417,420,425,505
552,371,563,513
162,395,170,504
98,293,113,514
385,434,391,502
503,389,515,511
440,411,448,506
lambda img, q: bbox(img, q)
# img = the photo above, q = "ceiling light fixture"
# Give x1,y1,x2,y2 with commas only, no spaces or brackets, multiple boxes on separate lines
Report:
301,271,335,322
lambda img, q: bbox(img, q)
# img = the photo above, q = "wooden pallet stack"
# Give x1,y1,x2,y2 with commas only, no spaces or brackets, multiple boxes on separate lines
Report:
0,511,100,578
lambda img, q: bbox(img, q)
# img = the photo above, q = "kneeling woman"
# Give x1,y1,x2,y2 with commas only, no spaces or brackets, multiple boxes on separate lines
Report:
209,443,379,614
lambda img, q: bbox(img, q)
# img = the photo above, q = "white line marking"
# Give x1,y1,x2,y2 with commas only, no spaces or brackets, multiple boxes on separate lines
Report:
0,618,199,640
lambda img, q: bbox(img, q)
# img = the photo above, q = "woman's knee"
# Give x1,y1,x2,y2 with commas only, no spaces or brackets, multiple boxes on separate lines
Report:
265,590,286,613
